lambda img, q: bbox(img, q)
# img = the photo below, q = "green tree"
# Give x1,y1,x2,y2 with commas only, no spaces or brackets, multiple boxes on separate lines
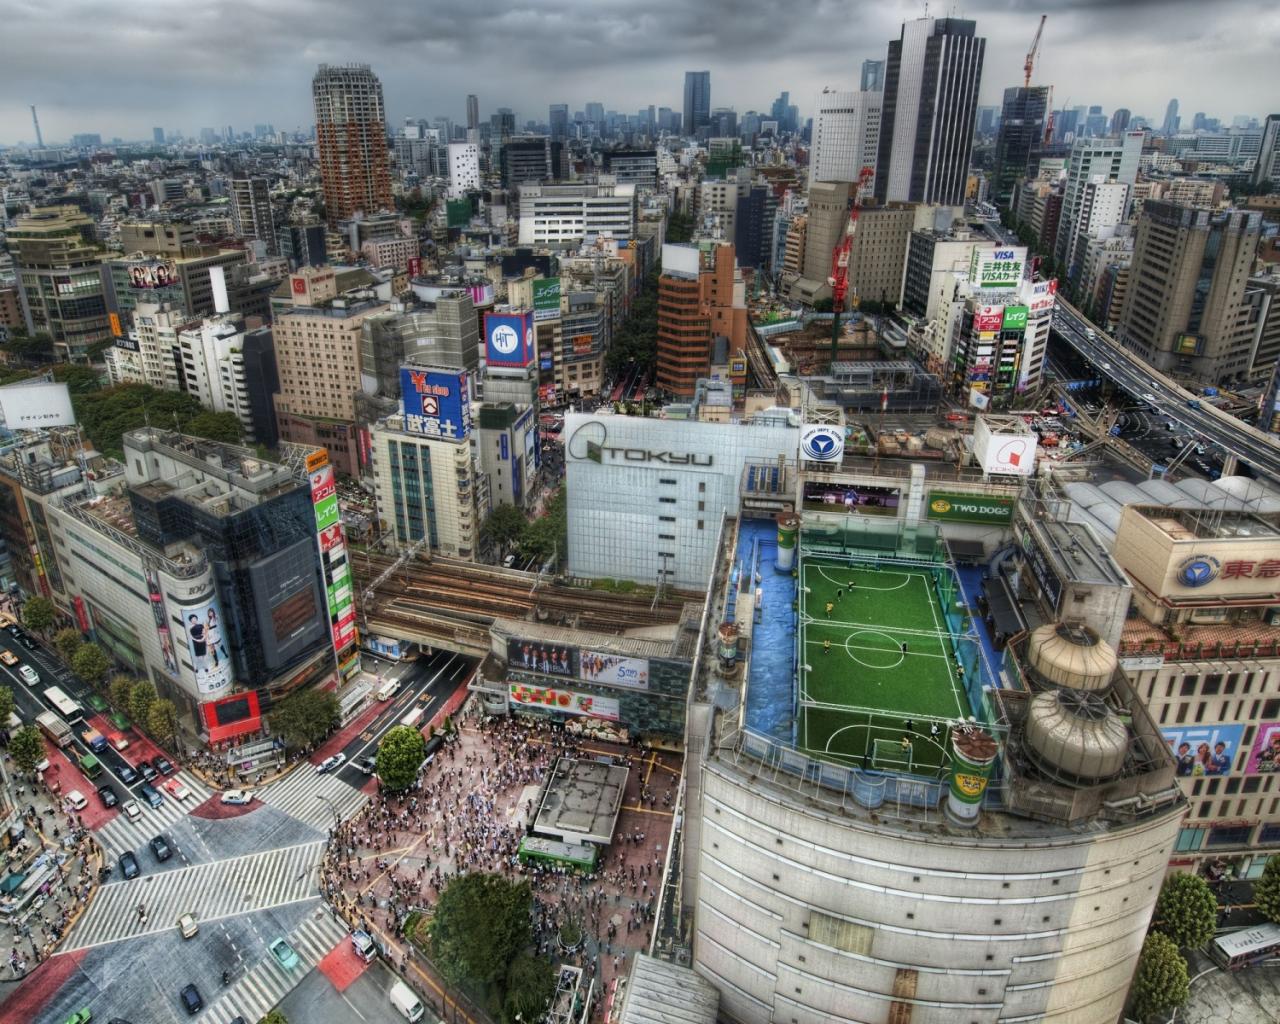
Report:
10,726,45,773
0,686,14,727
1130,932,1189,1022
53,627,84,663
1255,854,1280,923
1154,873,1218,950
375,725,427,790
428,873,535,1009
71,643,111,687
665,212,694,244
21,595,56,634
501,953,557,1024
147,697,178,745
128,680,158,728
70,383,219,459
109,673,135,712
520,487,566,568
185,410,245,444
268,688,340,750
481,503,528,555
258,1012,290,1024
51,363,105,396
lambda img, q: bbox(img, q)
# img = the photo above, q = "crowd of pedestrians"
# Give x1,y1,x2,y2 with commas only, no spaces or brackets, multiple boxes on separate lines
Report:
320,707,682,1015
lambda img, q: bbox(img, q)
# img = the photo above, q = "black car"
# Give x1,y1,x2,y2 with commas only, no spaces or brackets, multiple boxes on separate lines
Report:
153,755,175,775
356,756,377,775
119,851,140,880
5,624,19,636
18,635,37,651
136,760,158,782
179,983,203,1015
149,835,172,861
117,763,139,785
97,784,119,808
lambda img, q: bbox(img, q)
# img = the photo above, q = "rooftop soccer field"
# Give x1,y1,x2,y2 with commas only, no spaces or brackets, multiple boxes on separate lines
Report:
798,555,970,773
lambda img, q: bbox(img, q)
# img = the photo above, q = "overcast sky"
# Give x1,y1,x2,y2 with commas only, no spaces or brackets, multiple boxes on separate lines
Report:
3,0,1278,145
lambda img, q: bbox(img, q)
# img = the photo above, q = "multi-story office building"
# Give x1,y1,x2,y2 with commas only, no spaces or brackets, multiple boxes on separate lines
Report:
361,291,481,407
517,183,636,246
656,244,747,398
229,177,275,254
105,300,190,389
11,206,113,362
860,58,885,92
993,86,1050,207
1061,180,1131,289
1254,114,1280,190
684,71,711,135
600,148,658,190
1247,273,1280,385
176,314,277,444
549,104,569,142
1053,133,1143,280
1111,504,1280,878
733,185,777,271
278,222,328,269
119,221,196,257
808,89,881,189
361,236,419,272
875,17,986,206
273,267,389,475
1118,201,1262,381
106,248,252,326
466,94,480,131
500,137,563,189
46,430,334,737
313,63,393,224
791,179,856,302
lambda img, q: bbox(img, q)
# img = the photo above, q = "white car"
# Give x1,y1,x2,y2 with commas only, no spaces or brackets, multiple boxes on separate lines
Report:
1141,393,1158,404
316,753,347,774
66,790,88,811
1100,362,1111,371
122,799,142,822
220,789,252,805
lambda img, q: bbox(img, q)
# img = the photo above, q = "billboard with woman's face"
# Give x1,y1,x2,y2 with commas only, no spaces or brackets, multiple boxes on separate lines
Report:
180,596,233,696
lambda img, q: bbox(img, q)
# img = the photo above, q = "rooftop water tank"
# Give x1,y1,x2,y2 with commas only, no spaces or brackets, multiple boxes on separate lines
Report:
1024,688,1128,783
1025,623,1117,691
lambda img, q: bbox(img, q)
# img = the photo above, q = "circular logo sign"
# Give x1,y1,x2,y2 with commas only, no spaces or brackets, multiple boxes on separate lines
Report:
953,772,988,798
930,498,952,515
491,324,520,356
800,427,843,462
1177,555,1220,588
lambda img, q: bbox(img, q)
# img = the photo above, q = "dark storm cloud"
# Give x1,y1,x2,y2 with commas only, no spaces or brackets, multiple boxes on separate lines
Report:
2,0,1277,143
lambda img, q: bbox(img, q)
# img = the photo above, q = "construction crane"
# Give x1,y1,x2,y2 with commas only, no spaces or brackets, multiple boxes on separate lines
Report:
1024,14,1046,87
827,165,875,372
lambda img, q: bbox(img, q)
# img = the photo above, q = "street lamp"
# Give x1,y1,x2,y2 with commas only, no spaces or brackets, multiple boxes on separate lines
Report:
315,793,340,830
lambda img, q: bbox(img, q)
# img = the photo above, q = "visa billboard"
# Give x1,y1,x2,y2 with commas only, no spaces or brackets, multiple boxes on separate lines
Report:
485,311,534,368
401,367,472,440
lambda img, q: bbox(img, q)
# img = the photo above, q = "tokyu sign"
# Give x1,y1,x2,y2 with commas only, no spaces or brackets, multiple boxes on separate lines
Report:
927,491,1015,524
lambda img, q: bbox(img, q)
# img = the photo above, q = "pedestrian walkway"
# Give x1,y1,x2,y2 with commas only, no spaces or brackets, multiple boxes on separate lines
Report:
201,904,349,1024
258,766,369,832
91,770,214,860
65,839,326,950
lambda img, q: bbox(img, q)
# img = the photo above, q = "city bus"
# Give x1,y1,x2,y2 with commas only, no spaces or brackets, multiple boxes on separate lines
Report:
1209,922,1280,970
517,836,599,873
43,685,83,722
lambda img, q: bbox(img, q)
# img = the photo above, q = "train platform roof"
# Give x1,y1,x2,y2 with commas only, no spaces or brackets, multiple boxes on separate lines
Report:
492,617,688,661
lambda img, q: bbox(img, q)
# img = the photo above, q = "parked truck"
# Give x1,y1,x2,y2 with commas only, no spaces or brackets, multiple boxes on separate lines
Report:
36,710,73,749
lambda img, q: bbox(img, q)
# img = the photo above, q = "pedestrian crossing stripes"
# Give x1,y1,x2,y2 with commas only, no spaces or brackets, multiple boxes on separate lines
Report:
93,770,215,860
258,767,369,832
201,905,349,1024
66,840,326,950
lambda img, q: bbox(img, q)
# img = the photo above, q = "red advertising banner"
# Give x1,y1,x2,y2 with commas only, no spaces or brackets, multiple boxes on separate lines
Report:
319,524,344,553
974,305,1004,332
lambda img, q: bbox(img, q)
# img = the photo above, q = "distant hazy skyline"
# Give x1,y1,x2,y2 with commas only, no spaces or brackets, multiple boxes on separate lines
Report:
3,0,1278,144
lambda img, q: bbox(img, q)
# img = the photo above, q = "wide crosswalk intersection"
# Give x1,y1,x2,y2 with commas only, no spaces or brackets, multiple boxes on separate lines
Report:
93,770,215,860
200,905,350,1024
257,766,370,832
66,840,326,950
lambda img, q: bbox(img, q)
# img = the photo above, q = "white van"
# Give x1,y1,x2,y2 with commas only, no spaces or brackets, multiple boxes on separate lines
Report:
376,679,400,701
400,707,424,730
389,980,425,1022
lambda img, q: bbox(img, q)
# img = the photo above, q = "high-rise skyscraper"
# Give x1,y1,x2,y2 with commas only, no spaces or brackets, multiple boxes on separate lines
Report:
683,71,711,135
1162,98,1180,135
993,86,1049,207
229,177,276,254
1054,132,1143,282
312,63,393,224
809,88,882,190
549,103,569,141
1252,114,1280,189
152,126,165,145
585,102,605,127
1109,108,1131,135
860,59,885,92
875,18,985,206
466,94,479,131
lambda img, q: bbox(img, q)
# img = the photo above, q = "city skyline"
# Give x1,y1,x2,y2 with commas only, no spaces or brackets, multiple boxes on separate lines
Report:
2,0,1278,144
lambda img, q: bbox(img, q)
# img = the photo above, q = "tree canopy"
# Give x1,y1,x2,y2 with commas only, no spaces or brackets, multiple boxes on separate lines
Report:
54,628,84,663
21,596,56,634
1153,873,1217,950
502,953,557,1024
10,726,45,773
268,687,340,750
127,679,158,726
147,697,178,745
72,383,243,458
428,872,537,1015
604,269,658,377
1256,854,1280,923
481,503,528,553
519,487,565,568
375,725,427,791
0,686,15,728
71,643,111,687
1130,932,1189,1022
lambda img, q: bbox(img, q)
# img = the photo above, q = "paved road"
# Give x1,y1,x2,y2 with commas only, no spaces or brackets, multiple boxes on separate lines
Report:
1052,300,1280,485
276,953,409,1024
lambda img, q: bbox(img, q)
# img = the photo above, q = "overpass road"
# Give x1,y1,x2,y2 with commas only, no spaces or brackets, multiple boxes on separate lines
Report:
1051,300,1280,485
